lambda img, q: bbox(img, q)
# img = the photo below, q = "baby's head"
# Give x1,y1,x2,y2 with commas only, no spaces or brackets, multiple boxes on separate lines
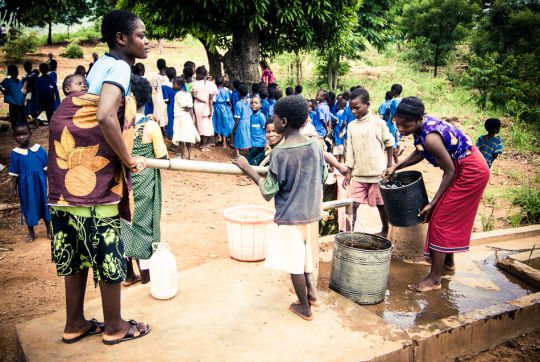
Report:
485,118,501,135
385,91,393,101
273,95,309,134
62,74,87,96
265,119,283,146
250,95,261,112
130,75,152,111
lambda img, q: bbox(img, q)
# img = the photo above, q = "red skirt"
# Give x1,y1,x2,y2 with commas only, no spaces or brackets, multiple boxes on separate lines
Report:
425,147,490,255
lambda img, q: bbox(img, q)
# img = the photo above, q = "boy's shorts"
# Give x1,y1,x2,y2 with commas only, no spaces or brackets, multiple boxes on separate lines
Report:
50,207,126,286
333,144,344,156
348,181,384,207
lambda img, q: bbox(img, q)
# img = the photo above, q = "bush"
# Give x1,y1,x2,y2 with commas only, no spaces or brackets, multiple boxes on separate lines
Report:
2,32,39,61
398,37,439,71
61,42,84,59
511,181,540,225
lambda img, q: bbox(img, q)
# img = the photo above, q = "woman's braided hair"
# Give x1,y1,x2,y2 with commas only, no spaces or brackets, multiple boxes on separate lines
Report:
394,96,425,121
101,10,140,49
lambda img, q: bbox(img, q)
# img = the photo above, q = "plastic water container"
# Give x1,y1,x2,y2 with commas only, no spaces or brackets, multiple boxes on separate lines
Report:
149,243,178,300
223,205,275,262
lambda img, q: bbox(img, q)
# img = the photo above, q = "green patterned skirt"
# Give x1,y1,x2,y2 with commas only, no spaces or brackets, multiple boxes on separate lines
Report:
121,131,162,259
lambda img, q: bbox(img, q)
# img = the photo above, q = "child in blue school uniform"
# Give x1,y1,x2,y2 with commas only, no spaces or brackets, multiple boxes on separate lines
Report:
233,83,252,156
260,87,270,118
476,118,504,169
35,63,59,123
246,96,266,165
212,76,234,148
378,91,393,122
49,59,61,110
0,64,26,126
162,67,178,139
9,122,51,241
332,98,348,163
231,80,241,113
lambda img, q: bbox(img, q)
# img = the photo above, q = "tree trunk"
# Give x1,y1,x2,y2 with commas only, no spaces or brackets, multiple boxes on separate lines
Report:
222,26,260,83
67,25,70,39
47,22,52,45
433,47,440,77
294,51,303,85
201,40,222,79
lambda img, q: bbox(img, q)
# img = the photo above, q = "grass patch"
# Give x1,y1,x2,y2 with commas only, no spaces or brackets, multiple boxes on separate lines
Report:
510,181,540,225
36,26,101,46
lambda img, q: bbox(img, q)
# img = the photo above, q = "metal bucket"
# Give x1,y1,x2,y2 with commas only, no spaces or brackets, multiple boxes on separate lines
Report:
379,170,429,227
329,232,392,305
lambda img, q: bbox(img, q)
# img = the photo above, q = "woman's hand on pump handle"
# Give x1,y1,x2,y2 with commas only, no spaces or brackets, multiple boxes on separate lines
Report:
128,156,148,173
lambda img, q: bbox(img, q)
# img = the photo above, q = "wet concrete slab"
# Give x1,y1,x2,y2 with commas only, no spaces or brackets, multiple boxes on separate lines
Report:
17,230,540,361
16,259,412,362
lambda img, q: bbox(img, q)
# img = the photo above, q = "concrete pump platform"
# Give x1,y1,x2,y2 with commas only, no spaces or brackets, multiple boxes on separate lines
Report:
16,226,540,361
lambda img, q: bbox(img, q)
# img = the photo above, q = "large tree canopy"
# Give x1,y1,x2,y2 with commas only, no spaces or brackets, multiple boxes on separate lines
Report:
4,0,91,44
121,0,361,82
400,0,480,77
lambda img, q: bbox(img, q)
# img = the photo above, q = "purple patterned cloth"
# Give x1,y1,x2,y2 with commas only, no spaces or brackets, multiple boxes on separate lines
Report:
413,115,472,167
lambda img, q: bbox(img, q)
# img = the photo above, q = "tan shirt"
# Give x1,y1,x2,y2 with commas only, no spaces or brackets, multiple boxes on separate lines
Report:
345,113,394,183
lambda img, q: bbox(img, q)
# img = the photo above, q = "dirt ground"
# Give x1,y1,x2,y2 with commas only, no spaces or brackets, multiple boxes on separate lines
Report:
1,44,539,361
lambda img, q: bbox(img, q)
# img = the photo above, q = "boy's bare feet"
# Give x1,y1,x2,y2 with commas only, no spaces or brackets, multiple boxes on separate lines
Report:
408,277,441,292
289,302,313,321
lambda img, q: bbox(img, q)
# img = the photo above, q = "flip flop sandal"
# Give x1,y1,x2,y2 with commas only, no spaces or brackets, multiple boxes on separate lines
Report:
62,318,104,344
289,303,313,321
102,320,151,345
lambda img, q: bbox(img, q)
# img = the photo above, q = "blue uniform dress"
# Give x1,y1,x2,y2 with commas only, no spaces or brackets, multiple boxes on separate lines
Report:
312,107,327,137
49,71,61,110
333,110,346,147
231,90,241,113
9,144,50,227
261,98,270,117
162,84,178,139
22,73,38,118
268,99,276,117
233,99,252,149
35,75,58,120
387,98,401,147
246,111,266,165
213,87,234,137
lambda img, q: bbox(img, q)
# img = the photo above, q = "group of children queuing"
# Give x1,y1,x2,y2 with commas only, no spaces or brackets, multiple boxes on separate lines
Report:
3,53,504,326
1,57,61,127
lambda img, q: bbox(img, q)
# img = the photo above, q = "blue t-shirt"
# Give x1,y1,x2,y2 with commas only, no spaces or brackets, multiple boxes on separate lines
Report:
87,53,132,96
389,98,401,123
250,111,266,147
268,99,276,116
476,135,503,168
1,78,24,105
